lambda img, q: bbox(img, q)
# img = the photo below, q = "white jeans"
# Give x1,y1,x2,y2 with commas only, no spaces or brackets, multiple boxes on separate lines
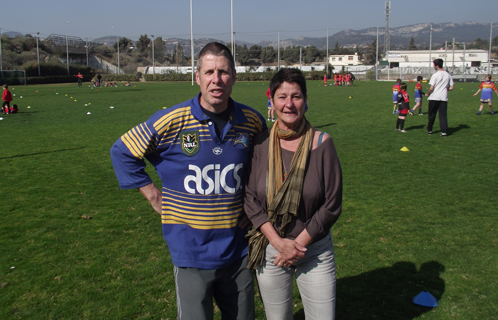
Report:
256,234,336,320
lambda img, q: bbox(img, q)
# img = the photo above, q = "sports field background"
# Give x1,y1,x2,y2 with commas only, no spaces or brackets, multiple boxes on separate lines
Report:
0,79,496,319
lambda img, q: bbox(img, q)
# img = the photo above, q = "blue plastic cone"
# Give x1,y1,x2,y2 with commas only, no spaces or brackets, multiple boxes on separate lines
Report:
413,291,438,307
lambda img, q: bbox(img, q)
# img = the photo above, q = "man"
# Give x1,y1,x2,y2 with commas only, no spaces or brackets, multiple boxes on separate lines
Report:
426,59,454,136
111,42,266,320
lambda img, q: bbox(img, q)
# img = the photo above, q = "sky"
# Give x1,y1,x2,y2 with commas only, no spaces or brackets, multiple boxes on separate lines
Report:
2,0,498,44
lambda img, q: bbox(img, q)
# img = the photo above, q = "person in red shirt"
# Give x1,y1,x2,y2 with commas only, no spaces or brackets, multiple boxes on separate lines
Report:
9,104,19,114
344,73,351,86
392,79,401,114
324,74,327,86
266,87,275,122
334,73,339,86
76,72,84,88
395,83,410,132
2,84,13,115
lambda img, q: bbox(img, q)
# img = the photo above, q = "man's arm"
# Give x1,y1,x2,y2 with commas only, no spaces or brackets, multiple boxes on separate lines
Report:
139,183,162,214
426,85,434,97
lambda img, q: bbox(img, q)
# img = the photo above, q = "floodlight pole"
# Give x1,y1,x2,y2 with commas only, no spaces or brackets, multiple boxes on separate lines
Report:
231,0,234,57
86,38,89,67
463,42,466,82
452,38,455,73
117,35,120,75
376,27,379,81
66,35,70,76
428,24,432,79
36,32,41,77
277,30,280,70
0,27,3,75
489,23,493,73
300,47,302,70
191,0,194,85
151,35,155,80
326,28,329,77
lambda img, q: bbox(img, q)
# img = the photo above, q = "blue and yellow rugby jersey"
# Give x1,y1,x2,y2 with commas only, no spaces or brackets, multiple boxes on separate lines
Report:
111,93,266,269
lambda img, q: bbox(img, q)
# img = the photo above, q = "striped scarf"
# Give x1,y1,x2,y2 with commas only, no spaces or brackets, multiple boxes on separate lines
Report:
247,117,313,269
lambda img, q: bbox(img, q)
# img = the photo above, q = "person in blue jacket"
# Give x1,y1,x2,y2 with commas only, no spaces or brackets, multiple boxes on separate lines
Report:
111,42,266,320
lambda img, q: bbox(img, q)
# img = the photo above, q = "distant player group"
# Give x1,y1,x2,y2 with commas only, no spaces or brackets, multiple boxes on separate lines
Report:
331,72,355,86
392,58,496,136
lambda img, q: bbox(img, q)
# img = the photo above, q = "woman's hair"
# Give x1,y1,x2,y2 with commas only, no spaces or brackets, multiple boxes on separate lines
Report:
269,68,307,99
3,84,8,89
197,42,235,74
486,74,492,80
400,83,407,91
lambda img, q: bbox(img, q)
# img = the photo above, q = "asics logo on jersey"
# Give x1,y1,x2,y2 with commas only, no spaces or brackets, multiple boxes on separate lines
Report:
184,163,243,194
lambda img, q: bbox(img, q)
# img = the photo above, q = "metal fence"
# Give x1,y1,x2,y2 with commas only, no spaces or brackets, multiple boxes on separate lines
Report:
374,66,498,82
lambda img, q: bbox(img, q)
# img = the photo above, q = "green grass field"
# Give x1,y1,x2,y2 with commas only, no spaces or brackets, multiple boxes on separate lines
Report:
1,79,497,319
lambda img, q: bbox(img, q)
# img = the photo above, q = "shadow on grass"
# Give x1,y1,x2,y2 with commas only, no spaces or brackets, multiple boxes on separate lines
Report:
293,260,445,320
315,123,337,129
405,124,426,131
447,124,470,135
0,147,86,160
99,88,146,93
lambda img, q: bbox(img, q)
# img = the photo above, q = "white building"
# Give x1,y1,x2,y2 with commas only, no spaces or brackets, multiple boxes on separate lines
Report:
385,49,490,68
328,52,361,66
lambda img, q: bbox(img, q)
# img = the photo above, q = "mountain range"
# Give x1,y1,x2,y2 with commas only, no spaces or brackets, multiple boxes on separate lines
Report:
5,21,496,53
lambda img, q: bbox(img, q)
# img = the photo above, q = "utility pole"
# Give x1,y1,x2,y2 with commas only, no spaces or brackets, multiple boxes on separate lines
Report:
384,1,391,57
326,28,329,77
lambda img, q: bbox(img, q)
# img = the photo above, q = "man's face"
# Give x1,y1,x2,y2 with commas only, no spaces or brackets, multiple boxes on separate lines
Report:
196,54,236,113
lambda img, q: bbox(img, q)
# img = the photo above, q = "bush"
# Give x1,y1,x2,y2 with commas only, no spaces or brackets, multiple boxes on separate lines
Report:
100,74,138,82
24,63,94,78
366,70,376,81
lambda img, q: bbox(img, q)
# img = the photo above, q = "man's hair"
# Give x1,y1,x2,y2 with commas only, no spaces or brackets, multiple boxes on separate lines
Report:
486,74,492,80
433,59,444,68
396,78,402,84
417,76,423,81
197,42,235,73
269,68,307,99
3,84,8,89
400,83,407,91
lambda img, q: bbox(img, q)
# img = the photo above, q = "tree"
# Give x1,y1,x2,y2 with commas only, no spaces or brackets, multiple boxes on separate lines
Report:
172,43,186,66
114,37,133,52
136,34,151,54
282,46,300,64
332,41,340,55
364,39,378,65
235,44,250,65
468,38,489,50
260,46,276,63
304,46,322,64
153,37,166,61
248,45,262,60
408,38,417,50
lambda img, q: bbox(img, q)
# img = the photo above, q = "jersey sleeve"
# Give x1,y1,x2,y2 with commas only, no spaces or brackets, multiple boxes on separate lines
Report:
110,120,158,189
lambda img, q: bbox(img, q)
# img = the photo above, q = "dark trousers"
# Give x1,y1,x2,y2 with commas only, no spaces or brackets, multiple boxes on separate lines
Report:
427,100,448,133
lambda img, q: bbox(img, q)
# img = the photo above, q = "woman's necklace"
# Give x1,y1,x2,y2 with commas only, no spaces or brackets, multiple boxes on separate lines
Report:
282,158,288,181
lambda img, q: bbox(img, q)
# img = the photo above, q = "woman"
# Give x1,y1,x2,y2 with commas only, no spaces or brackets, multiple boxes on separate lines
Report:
245,68,343,319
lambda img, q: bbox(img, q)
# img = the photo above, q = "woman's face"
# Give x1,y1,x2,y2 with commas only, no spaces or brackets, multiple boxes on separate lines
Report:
271,81,307,131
